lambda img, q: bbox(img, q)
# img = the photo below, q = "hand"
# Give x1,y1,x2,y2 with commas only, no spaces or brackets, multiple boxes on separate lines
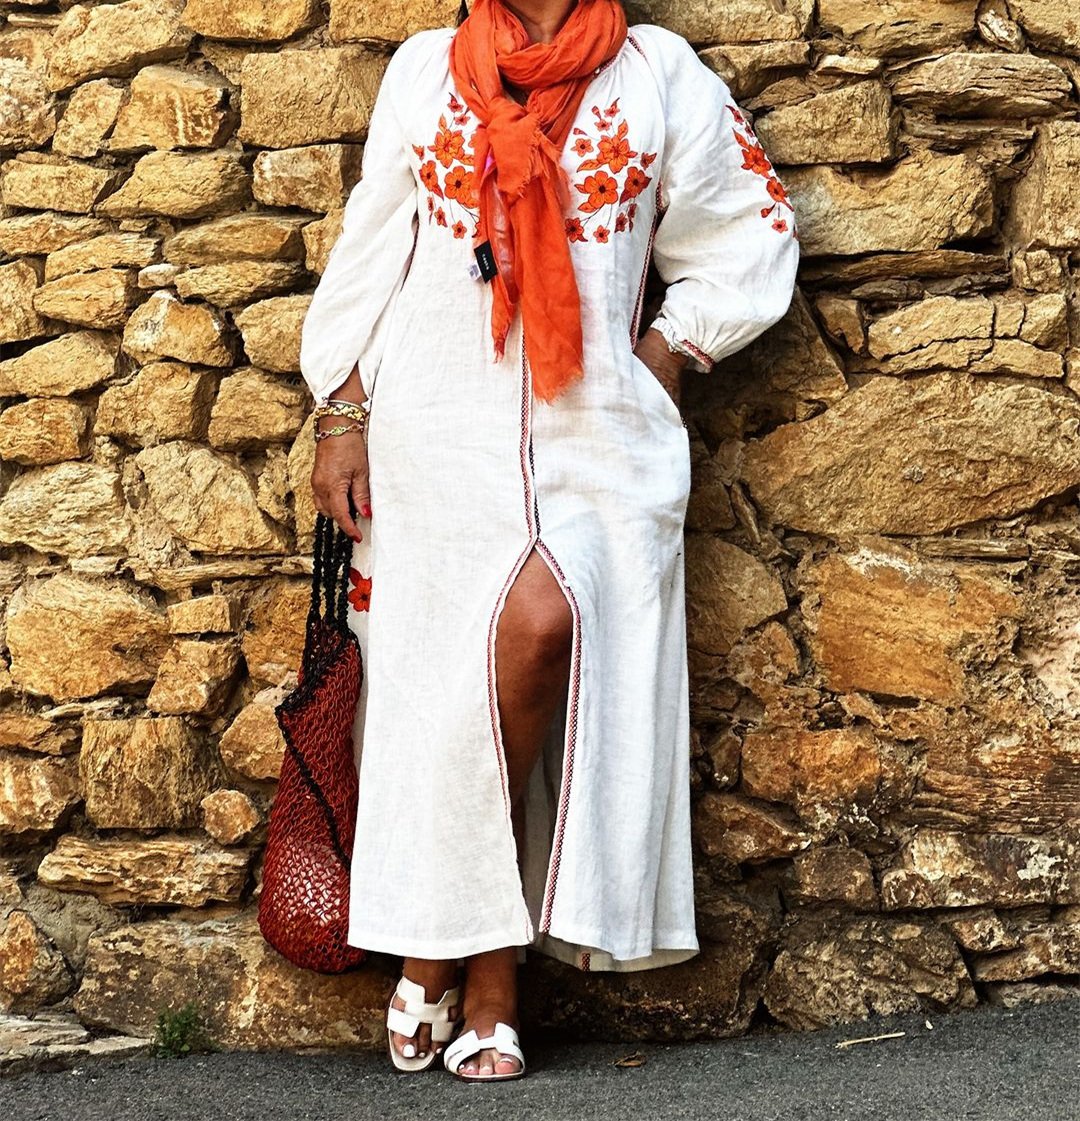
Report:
310,364,370,543
634,327,687,408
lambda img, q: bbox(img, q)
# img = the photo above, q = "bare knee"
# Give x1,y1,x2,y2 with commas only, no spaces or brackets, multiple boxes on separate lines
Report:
522,595,574,667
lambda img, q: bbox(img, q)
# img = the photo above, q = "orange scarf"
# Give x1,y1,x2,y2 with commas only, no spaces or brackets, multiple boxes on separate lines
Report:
450,0,627,403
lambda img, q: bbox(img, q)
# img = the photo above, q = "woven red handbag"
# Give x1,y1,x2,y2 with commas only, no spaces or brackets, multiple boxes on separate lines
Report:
258,513,366,973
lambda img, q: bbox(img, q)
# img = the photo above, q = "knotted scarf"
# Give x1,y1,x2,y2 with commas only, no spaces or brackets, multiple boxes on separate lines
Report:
449,0,627,403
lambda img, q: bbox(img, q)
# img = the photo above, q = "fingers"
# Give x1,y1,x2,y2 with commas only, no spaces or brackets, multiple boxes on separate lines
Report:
327,488,363,543
350,475,372,522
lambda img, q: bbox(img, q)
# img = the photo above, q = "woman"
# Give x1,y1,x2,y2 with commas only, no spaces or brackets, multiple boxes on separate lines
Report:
299,0,798,1082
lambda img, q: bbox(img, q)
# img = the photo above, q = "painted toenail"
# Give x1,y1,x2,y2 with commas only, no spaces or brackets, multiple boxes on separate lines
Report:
402,1043,416,1058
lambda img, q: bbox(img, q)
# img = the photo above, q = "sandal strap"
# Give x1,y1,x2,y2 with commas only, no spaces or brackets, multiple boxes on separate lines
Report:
386,976,460,1039
443,1022,524,1075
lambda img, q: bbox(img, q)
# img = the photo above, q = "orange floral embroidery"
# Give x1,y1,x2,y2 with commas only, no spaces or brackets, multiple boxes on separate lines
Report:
727,104,797,238
417,94,481,238
348,568,372,612
567,97,655,244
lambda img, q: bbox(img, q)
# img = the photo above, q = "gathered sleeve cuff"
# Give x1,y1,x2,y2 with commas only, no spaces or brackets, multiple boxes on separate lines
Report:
298,36,425,405
637,26,800,372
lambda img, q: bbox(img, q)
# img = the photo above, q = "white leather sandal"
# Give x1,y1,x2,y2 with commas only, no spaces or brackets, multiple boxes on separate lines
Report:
442,1021,526,1082
386,975,462,1073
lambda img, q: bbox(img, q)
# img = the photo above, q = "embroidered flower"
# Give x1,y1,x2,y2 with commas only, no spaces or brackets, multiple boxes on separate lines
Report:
434,206,447,226
412,144,425,159
619,165,651,204
452,219,467,239
431,120,466,168
577,170,619,212
565,216,587,242
567,98,656,244
348,569,372,612
725,104,796,236
419,160,443,196
444,163,477,207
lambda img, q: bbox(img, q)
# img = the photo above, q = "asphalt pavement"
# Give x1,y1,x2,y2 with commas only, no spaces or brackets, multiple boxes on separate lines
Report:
4,998,1078,1121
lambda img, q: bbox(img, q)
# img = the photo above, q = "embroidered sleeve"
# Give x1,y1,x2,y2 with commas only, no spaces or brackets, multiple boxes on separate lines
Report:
298,34,429,405
637,26,799,373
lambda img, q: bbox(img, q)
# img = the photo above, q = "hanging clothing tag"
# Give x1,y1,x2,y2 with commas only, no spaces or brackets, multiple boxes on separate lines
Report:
473,240,498,283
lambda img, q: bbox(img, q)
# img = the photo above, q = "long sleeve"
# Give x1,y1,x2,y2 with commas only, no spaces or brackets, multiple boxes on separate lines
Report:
298,38,422,404
636,26,800,373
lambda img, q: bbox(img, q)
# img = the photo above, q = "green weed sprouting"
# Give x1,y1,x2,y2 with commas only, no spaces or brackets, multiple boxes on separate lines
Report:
151,1000,218,1058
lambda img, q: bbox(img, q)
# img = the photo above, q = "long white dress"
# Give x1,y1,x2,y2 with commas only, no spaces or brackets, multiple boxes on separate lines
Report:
299,23,799,972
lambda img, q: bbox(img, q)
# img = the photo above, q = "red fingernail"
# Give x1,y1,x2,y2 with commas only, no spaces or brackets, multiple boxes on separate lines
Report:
352,533,362,543
361,504,372,519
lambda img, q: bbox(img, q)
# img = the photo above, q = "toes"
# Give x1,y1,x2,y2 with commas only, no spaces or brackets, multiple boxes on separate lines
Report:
479,1048,496,1077
495,1055,520,1075
417,1023,431,1058
460,1059,480,1075
392,1030,418,1060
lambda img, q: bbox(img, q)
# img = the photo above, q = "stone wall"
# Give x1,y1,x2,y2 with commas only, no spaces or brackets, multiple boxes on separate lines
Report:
1,0,1078,1049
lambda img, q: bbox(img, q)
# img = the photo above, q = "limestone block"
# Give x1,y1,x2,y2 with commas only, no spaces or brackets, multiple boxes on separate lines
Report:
97,150,250,218
741,375,1080,535
784,150,994,256
234,295,308,372
698,40,809,100
625,0,809,44
96,361,215,445
74,913,395,1048
1007,121,1080,250
817,0,978,55
208,367,308,449
138,263,182,289
0,212,110,257
0,155,119,213
1007,0,1080,52
329,0,461,43
238,48,388,148
0,330,119,397
218,688,286,780
802,550,1022,702
0,753,80,835
0,25,54,72
135,440,290,553
867,294,993,361
0,714,78,756
755,82,896,165
813,295,865,353
0,462,129,557
252,144,363,212
109,65,234,151
241,580,308,685
167,594,237,634
32,267,139,329
891,52,1070,117
174,261,306,306
147,638,242,715
741,727,891,830
52,79,126,158
0,911,72,1013
782,847,878,909
977,0,1024,50
46,0,194,92
200,789,260,845
37,836,249,906
0,1014,149,1075
968,338,1063,378
763,915,976,1030
288,415,317,549
80,716,219,829
122,290,233,366
0,260,51,345
0,59,56,149
45,233,160,281
5,574,169,701
972,915,1080,981
0,398,91,465
181,0,322,42
163,215,307,266
881,829,1080,908
685,537,787,656
302,210,344,273
944,909,1019,955
693,792,810,863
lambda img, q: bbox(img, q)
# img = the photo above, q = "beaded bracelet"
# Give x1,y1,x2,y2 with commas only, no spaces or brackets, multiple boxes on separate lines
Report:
314,421,366,442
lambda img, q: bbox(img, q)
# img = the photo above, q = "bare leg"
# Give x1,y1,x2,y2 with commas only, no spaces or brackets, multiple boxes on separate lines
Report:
456,548,574,1077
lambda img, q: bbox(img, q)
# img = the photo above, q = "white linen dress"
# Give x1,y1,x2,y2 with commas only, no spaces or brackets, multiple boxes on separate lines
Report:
298,22,800,972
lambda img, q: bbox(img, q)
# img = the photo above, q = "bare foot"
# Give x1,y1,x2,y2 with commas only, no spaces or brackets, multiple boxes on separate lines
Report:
453,947,522,1078
389,957,460,1063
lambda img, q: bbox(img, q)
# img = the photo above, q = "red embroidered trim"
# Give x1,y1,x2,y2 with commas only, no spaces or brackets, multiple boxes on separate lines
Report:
580,951,591,971
535,537,582,934
678,338,714,369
